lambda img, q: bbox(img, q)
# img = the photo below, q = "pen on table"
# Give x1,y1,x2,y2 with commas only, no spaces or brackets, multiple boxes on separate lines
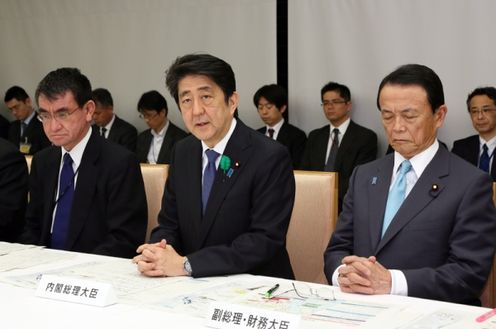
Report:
264,284,279,298
476,308,496,323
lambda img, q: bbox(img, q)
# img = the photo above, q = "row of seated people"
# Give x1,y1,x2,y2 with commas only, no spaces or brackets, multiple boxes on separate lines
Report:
2,83,494,211
0,57,495,308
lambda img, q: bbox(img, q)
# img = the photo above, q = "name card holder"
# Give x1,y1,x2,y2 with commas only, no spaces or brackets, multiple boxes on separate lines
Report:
36,274,117,307
206,302,301,329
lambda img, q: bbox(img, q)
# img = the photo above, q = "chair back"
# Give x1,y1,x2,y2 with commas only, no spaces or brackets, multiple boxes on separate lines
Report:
286,170,338,284
140,164,169,242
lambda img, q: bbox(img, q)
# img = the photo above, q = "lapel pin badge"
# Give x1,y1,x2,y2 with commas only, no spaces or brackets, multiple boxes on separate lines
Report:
371,177,377,185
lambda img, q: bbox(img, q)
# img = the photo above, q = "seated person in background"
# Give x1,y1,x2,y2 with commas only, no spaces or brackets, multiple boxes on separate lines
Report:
4,86,51,154
0,138,28,242
133,54,295,279
324,64,496,306
301,81,377,210
0,114,9,139
254,84,306,168
91,88,137,152
20,68,147,258
136,90,187,164
452,86,496,181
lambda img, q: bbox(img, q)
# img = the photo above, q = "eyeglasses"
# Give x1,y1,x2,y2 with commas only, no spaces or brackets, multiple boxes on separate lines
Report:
257,103,275,111
37,107,81,123
321,100,347,107
469,108,496,116
139,112,159,120
270,283,336,301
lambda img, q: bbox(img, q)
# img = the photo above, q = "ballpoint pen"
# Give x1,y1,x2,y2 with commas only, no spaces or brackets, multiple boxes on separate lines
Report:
264,284,279,298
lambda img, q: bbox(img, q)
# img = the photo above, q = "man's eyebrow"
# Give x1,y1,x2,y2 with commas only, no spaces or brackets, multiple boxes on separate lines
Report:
38,106,70,113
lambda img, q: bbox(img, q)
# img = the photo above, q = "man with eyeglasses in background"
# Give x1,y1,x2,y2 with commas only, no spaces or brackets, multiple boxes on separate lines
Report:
136,90,187,164
4,86,51,154
301,81,377,211
452,87,496,181
254,84,307,169
19,68,147,258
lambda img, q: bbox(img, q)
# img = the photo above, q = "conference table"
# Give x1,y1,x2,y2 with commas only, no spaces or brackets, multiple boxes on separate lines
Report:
0,243,492,329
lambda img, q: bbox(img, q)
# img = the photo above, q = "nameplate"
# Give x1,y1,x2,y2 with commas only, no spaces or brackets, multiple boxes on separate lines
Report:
35,274,117,307
206,302,300,329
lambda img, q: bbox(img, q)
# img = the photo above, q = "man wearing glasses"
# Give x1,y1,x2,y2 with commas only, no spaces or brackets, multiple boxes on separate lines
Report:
20,68,147,258
301,81,377,211
452,87,496,181
135,90,187,164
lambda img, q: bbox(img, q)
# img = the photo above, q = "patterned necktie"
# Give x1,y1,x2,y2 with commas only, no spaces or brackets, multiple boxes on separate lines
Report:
52,153,75,249
268,128,275,139
382,160,412,237
100,127,107,138
324,128,340,171
202,149,220,214
479,144,490,172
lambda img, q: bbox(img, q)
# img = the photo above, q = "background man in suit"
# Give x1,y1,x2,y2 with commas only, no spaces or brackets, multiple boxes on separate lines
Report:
0,138,28,242
136,90,187,164
20,68,147,258
254,84,306,168
134,54,295,279
4,86,51,154
452,86,496,181
91,88,137,152
301,82,377,211
0,114,9,139
324,64,496,305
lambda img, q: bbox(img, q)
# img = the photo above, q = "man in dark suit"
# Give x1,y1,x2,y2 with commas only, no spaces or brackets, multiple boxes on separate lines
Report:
136,90,187,164
20,68,147,258
254,84,306,168
91,88,137,152
452,86,496,181
301,82,377,210
0,114,9,139
133,54,295,279
0,138,28,242
4,86,51,154
324,64,496,305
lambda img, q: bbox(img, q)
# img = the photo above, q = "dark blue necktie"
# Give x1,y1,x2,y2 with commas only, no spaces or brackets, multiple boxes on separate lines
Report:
52,153,75,249
479,144,490,172
202,149,219,214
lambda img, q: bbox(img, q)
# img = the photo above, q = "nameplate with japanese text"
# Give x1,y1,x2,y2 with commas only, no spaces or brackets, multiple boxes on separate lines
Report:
35,274,116,307
206,302,300,329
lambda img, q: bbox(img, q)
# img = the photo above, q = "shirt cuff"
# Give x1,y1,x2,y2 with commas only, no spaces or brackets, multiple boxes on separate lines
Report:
332,264,345,286
389,269,408,296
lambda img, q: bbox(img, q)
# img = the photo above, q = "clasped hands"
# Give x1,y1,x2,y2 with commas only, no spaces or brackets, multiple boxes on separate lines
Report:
337,255,391,295
132,239,187,277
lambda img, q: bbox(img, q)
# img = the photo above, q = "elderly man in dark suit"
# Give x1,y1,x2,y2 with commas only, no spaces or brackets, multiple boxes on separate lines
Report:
134,54,295,279
20,68,147,258
254,84,306,169
4,86,51,154
324,64,496,305
452,86,496,181
0,138,28,242
301,82,377,211
136,90,187,164
91,88,137,152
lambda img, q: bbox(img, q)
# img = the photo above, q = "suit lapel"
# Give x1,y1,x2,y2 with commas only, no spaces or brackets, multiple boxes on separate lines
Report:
316,127,330,168
65,132,100,250
188,140,204,251
158,124,175,163
199,121,251,247
277,122,289,144
41,148,62,244
376,147,448,253
368,156,393,252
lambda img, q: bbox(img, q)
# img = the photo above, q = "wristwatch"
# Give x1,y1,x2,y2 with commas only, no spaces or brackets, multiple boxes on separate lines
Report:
183,257,192,276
